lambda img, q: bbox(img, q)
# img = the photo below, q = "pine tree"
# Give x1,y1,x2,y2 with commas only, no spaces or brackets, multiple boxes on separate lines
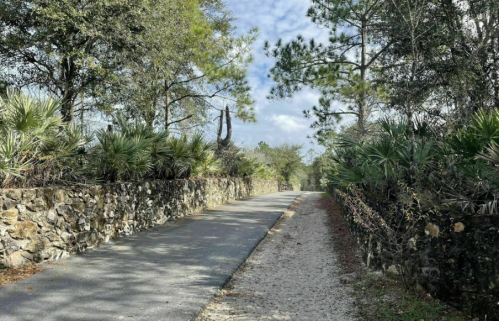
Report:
265,0,392,140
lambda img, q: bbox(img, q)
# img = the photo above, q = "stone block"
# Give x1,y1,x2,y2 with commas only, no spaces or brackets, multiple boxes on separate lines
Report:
1,208,19,225
17,204,27,214
46,209,57,224
21,189,37,203
56,216,65,229
1,236,20,255
54,189,66,203
4,252,26,268
56,204,74,221
25,235,47,253
2,198,18,211
4,189,22,200
72,201,85,212
26,198,46,212
9,221,38,239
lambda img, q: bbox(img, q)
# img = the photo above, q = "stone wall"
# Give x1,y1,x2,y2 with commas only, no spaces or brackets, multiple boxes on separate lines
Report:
278,183,301,192
0,178,279,268
331,188,499,321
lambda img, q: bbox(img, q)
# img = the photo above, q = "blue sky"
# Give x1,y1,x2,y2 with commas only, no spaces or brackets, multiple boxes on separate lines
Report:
222,0,330,154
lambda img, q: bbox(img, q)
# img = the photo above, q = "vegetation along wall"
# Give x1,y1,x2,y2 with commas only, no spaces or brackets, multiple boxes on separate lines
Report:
278,183,301,192
331,188,499,321
0,178,279,269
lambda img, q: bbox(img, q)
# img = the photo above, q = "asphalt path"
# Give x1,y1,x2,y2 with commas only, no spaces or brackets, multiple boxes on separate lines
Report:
0,191,301,321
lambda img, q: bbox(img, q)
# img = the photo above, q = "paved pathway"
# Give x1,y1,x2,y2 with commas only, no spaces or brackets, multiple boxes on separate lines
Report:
0,192,301,321
198,192,357,321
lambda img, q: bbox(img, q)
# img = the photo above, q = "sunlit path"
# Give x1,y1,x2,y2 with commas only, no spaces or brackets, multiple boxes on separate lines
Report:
0,192,301,321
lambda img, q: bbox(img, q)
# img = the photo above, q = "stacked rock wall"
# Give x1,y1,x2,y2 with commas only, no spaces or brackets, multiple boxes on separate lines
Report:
0,178,278,268
330,187,499,321
278,183,301,192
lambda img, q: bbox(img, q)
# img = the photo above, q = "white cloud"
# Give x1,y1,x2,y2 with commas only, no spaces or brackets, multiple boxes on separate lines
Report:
270,114,308,133
219,0,335,153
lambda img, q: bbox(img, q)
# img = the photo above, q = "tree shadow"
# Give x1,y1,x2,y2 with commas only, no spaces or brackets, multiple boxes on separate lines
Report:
0,192,301,321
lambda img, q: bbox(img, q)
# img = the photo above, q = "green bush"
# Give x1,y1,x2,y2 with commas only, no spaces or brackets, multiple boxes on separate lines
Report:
88,113,221,182
0,91,85,188
328,110,499,214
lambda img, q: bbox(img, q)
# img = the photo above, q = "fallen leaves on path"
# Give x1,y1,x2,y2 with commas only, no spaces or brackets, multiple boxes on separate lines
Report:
0,265,44,287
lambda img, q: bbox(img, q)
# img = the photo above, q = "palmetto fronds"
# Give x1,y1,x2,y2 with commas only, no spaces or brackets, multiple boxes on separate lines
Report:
0,91,85,186
89,115,221,182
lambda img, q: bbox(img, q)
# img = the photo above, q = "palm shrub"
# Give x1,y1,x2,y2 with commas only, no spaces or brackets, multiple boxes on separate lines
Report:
0,91,85,187
90,130,152,182
190,133,221,178
165,133,221,179
164,135,193,179
328,117,440,205
89,114,220,182
444,109,499,213
329,109,499,214
89,112,169,182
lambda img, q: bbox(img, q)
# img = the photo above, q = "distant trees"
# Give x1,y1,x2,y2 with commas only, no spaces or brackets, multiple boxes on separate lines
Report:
0,0,257,131
247,142,307,186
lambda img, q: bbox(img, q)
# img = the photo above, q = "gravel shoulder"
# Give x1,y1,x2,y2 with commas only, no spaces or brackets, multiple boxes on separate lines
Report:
197,192,358,321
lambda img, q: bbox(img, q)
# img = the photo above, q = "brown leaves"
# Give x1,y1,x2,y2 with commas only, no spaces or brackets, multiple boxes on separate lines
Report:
0,265,44,287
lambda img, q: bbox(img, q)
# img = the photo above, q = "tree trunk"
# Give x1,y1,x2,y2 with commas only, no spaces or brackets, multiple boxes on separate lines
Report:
223,105,232,145
61,57,76,123
358,18,368,137
146,95,158,129
493,36,499,109
80,91,84,134
61,91,76,123
165,81,171,133
217,109,224,148
217,106,232,153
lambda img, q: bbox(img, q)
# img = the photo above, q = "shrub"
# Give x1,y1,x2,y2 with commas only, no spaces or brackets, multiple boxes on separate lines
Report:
0,91,85,187
88,113,221,182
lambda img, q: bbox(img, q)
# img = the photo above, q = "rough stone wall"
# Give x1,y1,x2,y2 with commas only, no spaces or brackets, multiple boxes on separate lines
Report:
0,178,278,268
330,188,499,321
278,183,301,192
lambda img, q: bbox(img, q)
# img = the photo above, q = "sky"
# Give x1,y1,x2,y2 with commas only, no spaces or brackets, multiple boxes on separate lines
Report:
222,0,331,154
